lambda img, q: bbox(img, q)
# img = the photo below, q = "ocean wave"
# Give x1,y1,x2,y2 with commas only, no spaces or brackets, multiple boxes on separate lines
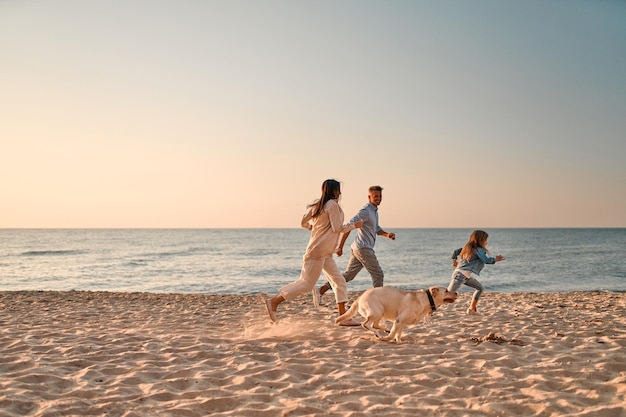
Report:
127,260,149,266
135,248,207,259
20,250,86,257
235,249,281,257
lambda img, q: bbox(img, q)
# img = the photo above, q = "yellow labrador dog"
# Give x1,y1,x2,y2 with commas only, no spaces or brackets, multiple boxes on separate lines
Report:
335,286,457,343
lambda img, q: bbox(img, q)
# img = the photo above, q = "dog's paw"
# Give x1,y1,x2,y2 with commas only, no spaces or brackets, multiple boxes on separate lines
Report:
374,329,388,339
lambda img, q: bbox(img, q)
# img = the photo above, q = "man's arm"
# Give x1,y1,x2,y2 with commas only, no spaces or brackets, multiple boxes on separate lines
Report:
377,229,395,240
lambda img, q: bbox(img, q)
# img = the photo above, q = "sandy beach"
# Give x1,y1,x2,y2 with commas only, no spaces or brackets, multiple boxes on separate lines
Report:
1,290,625,417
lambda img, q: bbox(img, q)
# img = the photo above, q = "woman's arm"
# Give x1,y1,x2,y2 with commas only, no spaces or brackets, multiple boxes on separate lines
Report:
327,200,361,233
336,231,351,256
301,208,313,230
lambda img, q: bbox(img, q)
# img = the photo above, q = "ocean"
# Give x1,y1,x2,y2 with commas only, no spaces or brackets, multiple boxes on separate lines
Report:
1,229,624,295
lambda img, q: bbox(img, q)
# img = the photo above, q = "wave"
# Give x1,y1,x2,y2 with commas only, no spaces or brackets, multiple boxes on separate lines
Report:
135,247,210,259
127,260,148,266
20,250,86,257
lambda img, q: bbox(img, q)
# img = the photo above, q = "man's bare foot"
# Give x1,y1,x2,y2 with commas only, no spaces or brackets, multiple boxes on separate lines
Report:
264,298,277,322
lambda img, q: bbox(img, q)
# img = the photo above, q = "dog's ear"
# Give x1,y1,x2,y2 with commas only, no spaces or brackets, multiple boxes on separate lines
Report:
430,287,439,297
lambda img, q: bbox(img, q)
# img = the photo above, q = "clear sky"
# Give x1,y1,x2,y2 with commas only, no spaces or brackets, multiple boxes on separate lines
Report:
1,1,625,228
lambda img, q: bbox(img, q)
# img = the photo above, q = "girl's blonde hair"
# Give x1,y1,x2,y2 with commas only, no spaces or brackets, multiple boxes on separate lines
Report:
459,230,489,262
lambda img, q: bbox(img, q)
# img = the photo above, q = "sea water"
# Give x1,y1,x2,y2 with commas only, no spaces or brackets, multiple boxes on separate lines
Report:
0,229,624,294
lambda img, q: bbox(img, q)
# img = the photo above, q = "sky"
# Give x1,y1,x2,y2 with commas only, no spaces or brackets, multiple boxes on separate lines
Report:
1,0,625,228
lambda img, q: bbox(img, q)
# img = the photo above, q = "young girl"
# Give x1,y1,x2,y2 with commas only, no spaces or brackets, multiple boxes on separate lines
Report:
448,230,505,315
264,179,363,325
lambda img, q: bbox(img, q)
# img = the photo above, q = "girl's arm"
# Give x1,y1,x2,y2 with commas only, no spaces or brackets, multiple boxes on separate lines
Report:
476,247,496,264
476,248,504,264
451,248,462,267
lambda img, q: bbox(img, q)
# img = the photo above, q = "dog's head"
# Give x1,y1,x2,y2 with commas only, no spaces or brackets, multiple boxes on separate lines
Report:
429,286,458,306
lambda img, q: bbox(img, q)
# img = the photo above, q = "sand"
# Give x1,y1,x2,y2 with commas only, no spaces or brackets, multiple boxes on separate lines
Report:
1,290,625,417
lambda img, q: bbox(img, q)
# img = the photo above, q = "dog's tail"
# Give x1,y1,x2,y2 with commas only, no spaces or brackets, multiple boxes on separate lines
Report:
335,298,360,324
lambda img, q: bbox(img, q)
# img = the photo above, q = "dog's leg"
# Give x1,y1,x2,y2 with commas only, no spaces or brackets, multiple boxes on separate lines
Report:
378,321,396,341
359,315,387,339
362,316,388,339
361,318,375,332
392,324,405,343
380,321,404,343
373,319,390,332
374,329,388,339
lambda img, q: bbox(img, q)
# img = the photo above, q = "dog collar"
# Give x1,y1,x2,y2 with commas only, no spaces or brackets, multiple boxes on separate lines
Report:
426,289,437,313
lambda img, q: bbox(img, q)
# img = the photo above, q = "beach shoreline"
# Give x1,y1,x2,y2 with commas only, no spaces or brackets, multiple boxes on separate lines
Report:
1,290,625,416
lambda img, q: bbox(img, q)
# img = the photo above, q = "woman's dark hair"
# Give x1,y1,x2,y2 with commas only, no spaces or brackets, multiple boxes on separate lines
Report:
308,179,341,218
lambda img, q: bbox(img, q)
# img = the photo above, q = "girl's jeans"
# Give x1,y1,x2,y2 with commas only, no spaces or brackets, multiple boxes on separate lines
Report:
447,270,484,302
